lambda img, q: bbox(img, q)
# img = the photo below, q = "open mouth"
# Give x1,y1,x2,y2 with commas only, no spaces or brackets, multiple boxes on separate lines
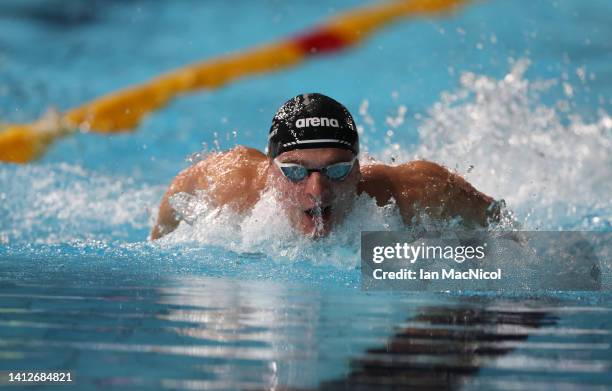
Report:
304,205,331,220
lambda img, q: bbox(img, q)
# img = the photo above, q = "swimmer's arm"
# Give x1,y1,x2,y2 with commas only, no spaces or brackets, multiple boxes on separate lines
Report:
150,146,268,240
150,164,200,240
390,161,499,226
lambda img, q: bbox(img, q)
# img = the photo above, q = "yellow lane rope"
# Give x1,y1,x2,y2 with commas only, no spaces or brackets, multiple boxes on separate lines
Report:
0,0,466,163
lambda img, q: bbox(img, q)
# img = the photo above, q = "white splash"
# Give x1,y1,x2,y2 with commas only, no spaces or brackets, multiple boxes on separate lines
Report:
0,163,162,244
158,189,404,267
381,59,612,230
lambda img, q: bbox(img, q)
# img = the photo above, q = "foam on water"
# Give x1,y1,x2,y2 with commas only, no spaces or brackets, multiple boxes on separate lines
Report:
403,60,611,230
0,163,162,245
159,189,404,268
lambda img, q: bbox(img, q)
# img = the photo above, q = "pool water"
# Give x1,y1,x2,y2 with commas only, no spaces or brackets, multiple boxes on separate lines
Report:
1,0,611,389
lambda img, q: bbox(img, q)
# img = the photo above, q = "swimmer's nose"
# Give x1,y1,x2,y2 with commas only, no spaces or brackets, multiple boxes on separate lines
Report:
304,171,329,204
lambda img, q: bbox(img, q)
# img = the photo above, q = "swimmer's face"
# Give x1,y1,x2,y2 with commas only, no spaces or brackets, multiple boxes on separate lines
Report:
267,148,361,237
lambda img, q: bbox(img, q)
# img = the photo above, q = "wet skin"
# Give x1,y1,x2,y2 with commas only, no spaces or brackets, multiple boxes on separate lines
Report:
151,146,497,240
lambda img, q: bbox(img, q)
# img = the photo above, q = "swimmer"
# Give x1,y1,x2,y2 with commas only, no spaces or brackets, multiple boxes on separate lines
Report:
151,93,499,239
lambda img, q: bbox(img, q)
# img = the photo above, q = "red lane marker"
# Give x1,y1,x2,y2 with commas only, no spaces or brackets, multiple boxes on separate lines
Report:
293,28,348,55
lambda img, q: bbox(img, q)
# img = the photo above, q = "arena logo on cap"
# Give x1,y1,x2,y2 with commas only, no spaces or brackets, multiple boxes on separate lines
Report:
295,117,340,128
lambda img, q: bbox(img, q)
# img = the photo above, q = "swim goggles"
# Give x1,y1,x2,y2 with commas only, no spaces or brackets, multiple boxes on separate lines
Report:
274,157,357,182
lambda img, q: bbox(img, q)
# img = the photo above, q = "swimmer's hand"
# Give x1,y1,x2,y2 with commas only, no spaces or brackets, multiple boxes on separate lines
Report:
486,199,504,223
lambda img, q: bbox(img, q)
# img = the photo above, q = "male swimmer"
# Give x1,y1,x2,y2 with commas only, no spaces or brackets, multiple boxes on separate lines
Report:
151,93,498,240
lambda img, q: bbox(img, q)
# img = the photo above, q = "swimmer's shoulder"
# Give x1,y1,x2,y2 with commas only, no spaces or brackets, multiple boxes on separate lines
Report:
358,162,394,205
360,159,446,179
181,146,268,211
391,160,451,183
189,145,266,169
223,145,268,163
183,145,268,187
359,160,451,205
388,160,460,202
163,146,268,197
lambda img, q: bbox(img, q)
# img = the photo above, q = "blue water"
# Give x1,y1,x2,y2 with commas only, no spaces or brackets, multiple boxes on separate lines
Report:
1,0,612,389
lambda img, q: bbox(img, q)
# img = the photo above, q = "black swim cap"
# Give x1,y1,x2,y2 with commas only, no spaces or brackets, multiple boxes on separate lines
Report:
268,93,359,158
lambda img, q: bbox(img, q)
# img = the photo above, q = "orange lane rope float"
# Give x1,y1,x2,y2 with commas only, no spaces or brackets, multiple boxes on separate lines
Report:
0,0,466,163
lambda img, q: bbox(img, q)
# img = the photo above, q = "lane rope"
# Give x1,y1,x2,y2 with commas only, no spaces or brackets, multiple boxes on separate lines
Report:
0,0,466,163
